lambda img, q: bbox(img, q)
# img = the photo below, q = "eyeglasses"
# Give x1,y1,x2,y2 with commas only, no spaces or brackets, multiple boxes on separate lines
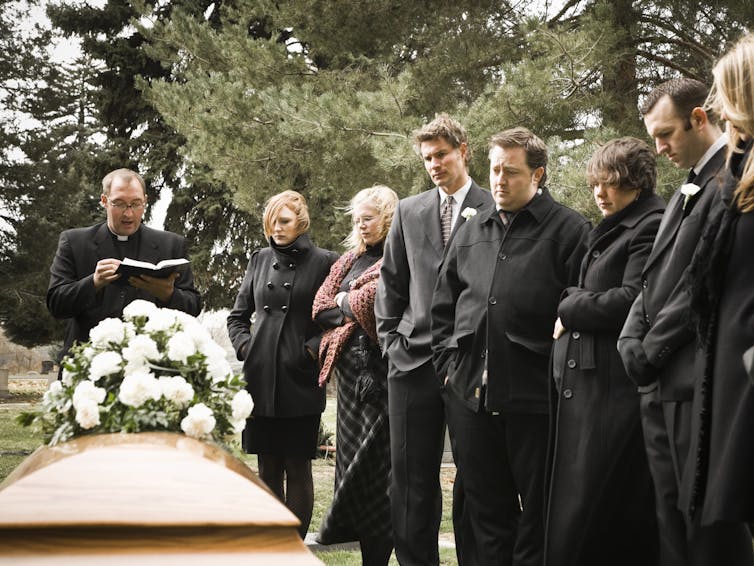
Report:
107,199,145,212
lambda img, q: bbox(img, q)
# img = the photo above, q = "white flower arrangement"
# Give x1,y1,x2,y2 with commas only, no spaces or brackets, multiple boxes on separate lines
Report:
680,183,701,210
461,207,478,220
20,300,253,446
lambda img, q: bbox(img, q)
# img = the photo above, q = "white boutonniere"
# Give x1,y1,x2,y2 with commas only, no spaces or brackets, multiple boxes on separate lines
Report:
681,183,701,210
461,207,477,220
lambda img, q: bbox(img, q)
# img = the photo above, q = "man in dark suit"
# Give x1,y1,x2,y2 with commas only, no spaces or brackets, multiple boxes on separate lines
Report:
618,78,732,566
47,168,202,362
375,114,492,566
431,127,589,566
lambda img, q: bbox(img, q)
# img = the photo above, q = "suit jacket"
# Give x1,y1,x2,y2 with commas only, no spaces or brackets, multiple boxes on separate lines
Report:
375,181,492,373
47,222,202,360
619,146,726,400
431,188,590,413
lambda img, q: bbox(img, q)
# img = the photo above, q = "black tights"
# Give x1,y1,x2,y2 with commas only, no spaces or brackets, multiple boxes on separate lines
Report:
257,454,313,538
360,535,394,566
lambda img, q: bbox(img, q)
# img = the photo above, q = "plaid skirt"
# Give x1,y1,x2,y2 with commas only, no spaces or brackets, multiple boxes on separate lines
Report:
316,333,391,543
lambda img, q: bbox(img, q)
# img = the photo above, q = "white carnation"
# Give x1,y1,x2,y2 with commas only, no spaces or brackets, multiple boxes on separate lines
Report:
180,403,216,438
43,380,63,404
118,368,162,408
82,346,95,360
72,380,106,410
159,375,195,407
231,419,246,434
89,318,128,348
166,331,196,364
88,351,123,382
122,299,158,321
231,390,254,421
198,339,226,361
122,335,160,367
74,400,101,429
144,308,179,333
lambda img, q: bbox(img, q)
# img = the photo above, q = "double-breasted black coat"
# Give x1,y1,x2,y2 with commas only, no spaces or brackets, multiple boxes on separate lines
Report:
545,194,664,566
227,233,337,418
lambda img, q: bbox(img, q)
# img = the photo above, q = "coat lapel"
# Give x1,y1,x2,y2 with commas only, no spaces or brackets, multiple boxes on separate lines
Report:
419,189,444,256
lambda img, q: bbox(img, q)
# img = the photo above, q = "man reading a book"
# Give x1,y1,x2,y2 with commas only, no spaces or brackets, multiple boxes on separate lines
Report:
47,168,202,364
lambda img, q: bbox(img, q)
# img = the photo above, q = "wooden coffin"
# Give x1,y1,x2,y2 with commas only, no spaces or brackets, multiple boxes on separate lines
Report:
0,432,321,565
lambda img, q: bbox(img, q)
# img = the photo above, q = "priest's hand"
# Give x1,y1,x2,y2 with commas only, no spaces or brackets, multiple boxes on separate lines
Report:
93,258,122,290
129,272,179,304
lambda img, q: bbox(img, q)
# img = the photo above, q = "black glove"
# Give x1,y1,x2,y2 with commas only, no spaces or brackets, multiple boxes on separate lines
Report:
617,337,658,387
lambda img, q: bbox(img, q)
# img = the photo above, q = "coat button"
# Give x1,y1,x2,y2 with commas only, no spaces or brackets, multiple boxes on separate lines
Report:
489,297,497,305
272,262,280,270
591,250,600,258
567,359,577,369
499,254,507,260
263,305,271,313
267,281,274,289
481,351,487,359
642,279,648,289
281,305,288,312
572,331,580,339
283,282,292,289
563,388,573,399
288,262,296,269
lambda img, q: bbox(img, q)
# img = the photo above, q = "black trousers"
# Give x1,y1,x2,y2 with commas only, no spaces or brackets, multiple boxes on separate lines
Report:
445,391,548,566
641,386,754,566
387,360,446,566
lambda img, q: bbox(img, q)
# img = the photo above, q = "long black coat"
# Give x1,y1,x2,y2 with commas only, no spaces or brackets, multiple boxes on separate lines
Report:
227,233,337,418
432,188,590,414
681,142,754,525
545,195,664,566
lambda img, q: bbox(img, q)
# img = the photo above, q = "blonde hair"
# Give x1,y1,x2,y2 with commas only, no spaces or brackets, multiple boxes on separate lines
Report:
708,33,754,212
262,190,310,240
344,185,398,254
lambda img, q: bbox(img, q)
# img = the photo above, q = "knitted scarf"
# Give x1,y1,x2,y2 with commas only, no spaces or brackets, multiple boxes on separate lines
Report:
312,250,383,386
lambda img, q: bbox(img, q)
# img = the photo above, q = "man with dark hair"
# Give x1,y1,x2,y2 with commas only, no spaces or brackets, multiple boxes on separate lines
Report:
376,113,492,566
618,78,729,565
431,127,589,565
48,168,202,362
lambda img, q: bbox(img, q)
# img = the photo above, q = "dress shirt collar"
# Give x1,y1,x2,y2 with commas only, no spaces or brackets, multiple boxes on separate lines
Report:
438,178,472,207
692,134,727,177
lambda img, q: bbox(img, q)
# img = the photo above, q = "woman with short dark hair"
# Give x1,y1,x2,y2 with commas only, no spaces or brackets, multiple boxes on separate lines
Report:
545,137,665,566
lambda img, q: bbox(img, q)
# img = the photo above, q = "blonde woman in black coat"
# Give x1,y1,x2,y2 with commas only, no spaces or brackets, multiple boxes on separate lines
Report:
227,190,337,538
545,138,665,566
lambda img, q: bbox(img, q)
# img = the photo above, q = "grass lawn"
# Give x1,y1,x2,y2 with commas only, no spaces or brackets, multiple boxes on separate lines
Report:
0,395,460,565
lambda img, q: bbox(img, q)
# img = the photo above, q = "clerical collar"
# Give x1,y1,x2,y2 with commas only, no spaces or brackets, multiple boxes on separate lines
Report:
108,226,138,241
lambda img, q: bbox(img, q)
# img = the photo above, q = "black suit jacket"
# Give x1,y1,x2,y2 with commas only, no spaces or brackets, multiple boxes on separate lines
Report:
619,145,726,400
47,222,202,359
376,181,492,374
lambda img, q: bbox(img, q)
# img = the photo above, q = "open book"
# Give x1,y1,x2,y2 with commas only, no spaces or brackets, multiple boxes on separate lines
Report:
116,257,190,279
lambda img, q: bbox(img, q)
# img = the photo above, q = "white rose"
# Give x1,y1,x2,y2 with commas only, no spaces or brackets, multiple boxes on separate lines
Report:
72,380,106,410
89,317,127,348
88,351,123,382
231,419,246,434
118,368,162,408
122,299,158,320
166,331,196,364
144,309,179,333
74,399,101,429
61,367,75,386
43,381,63,404
198,338,226,361
159,375,195,407
207,356,233,383
122,335,160,367
231,390,254,421
180,403,216,438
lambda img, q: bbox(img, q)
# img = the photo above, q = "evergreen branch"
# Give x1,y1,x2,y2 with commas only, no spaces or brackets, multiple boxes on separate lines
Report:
637,15,717,59
635,50,705,82
546,0,584,27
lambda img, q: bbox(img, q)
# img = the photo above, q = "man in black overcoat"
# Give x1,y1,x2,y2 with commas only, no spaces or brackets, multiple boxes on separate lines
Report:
617,78,747,565
375,114,492,566
431,127,589,566
47,168,202,362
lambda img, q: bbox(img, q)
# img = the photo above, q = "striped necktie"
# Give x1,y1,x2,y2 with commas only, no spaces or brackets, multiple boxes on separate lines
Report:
441,195,455,246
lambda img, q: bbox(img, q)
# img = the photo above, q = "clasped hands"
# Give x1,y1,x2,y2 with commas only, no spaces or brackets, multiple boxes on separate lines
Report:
93,258,177,303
